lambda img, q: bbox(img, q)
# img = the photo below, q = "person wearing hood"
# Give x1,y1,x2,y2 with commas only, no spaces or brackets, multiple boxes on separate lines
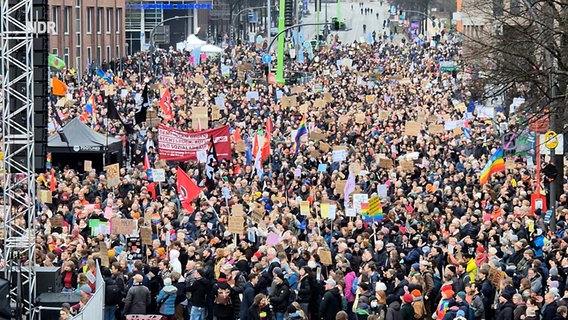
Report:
269,267,291,320
169,249,182,274
156,277,177,319
385,297,402,320
320,278,342,320
401,293,415,320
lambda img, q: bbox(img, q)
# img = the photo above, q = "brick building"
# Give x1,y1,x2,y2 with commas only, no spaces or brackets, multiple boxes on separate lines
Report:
48,0,126,77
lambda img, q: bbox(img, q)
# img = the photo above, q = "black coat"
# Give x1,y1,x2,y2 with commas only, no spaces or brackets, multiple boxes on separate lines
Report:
319,287,342,320
269,281,290,313
240,282,256,320
496,301,516,320
188,277,210,308
543,301,559,320
297,275,311,303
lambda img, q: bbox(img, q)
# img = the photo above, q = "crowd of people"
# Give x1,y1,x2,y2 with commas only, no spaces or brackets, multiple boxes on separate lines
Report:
22,2,568,320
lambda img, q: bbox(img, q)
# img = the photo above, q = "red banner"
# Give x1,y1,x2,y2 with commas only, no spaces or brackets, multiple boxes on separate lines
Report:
157,124,231,161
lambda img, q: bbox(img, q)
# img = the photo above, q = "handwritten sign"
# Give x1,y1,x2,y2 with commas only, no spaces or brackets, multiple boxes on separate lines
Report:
300,201,310,215
140,226,153,245
111,218,137,236
319,249,332,266
50,216,63,227
104,163,120,188
429,124,445,135
404,121,421,136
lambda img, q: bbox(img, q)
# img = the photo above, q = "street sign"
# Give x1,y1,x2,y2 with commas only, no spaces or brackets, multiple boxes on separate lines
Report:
262,54,272,64
544,130,559,149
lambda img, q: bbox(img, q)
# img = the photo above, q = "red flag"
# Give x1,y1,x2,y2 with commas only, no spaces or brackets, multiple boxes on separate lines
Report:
143,153,151,171
176,167,201,212
262,131,271,160
266,117,273,137
160,89,173,120
49,168,56,192
252,133,260,157
147,182,157,200
233,127,242,143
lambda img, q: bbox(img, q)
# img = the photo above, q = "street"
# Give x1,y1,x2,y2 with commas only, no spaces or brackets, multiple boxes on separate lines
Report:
299,0,406,45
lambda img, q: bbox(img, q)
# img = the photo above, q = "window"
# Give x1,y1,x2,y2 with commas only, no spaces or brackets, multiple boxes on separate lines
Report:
64,7,70,34
116,45,120,58
52,48,58,56
106,8,112,33
87,47,92,64
75,7,81,33
106,46,111,60
86,8,93,34
63,47,69,66
97,46,101,64
51,7,59,35
97,8,102,34
116,9,121,33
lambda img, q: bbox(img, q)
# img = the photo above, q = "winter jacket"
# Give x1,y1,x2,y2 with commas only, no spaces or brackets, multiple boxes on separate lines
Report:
470,294,485,320
320,287,342,320
156,284,177,316
123,283,151,315
187,276,210,308
386,301,403,320
240,282,256,320
542,301,559,320
297,275,311,303
496,301,516,320
401,303,415,320
269,280,290,313
514,303,527,320
247,304,272,320
344,271,357,303
529,274,543,296
412,296,426,319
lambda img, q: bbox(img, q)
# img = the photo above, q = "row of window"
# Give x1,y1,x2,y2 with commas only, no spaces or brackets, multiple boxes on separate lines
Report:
52,6,122,35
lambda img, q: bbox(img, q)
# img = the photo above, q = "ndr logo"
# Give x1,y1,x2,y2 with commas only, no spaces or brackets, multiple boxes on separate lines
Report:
26,21,56,35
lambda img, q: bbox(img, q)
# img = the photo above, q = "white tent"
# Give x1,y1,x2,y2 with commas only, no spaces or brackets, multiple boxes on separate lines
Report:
200,44,223,53
176,34,206,51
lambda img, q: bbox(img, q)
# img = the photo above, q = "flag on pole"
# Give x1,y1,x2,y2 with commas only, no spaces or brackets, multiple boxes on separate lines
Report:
49,168,57,192
233,127,242,143
96,68,113,85
479,148,505,184
160,88,174,120
48,54,66,70
204,137,219,192
344,170,356,206
177,167,201,212
85,94,96,115
463,118,471,140
135,84,149,124
293,114,308,155
51,77,68,96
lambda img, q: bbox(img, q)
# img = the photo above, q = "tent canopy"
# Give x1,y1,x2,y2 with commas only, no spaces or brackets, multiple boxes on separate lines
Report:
178,34,207,51
200,44,223,53
47,117,122,153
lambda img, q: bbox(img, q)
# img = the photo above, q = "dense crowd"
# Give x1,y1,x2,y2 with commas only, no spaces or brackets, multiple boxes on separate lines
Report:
21,3,568,320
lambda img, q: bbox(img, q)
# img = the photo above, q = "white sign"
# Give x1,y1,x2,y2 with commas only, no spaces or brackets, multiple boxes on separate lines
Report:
352,193,369,213
152,168,166,182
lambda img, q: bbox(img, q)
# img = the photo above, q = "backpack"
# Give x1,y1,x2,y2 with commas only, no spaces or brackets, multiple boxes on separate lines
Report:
433,273,442,295
214,287,232,305
105,279,122,306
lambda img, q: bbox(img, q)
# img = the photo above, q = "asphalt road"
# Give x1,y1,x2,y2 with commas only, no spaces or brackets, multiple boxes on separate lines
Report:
299,0,406,45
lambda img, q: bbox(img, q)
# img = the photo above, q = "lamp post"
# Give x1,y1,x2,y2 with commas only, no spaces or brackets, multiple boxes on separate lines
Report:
231,5,277,43
149,15,191,52
266,22,330,84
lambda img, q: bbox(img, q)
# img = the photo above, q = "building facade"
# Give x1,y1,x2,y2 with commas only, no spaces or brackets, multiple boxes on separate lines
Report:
125,0,213,55
48,0,126,76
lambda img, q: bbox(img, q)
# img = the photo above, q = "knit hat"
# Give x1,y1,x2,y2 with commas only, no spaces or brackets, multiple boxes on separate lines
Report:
476,246,485,253
376,282,387,292
164,278,172,286
457,310,465,317
411,289,422,297
457,291,466,300
403,293,414,304
411,263,420,271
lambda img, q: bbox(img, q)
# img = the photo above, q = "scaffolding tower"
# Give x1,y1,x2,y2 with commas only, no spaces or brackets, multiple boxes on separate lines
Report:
0,0,37,318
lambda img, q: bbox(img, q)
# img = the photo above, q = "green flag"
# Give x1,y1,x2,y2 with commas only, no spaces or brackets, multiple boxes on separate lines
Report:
48,54,66,70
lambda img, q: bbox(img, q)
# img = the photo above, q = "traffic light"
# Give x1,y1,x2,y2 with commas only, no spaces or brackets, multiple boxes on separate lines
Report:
284,0,294,27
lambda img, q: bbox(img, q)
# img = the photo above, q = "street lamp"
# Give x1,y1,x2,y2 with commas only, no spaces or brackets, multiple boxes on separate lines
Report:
149,15,191,52
231,5,277,43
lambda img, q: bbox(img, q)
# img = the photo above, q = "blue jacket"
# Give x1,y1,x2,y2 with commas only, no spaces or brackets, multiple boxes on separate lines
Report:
156,285,177,316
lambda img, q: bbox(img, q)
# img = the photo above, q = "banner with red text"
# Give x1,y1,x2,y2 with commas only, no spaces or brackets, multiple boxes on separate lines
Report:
157,124,231,161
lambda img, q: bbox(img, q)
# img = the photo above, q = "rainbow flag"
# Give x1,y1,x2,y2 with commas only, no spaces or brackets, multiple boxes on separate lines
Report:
85,94,95,115
362,202,383,222
293,114,308,155
479,148,505,184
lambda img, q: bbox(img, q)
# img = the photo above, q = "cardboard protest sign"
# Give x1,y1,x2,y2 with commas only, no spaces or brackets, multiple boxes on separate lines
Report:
319,249,333,266
84,160,92,172
379,110,389,120
365,95,376,103
310,132,327,141
38,190,52,204
104,163,120,188
404,121,421,136
111,218,137,235
140,226,153,245
429,124,445,135
335,180,347,195
291,86,304,94
50,216,63,227
319,142,331,153
379,158,394,169
400,160,414,172
324,93,333,102
314,99,326,109
505,158,516,170
355,113,366,124
192,107,209,130
211,105,221,120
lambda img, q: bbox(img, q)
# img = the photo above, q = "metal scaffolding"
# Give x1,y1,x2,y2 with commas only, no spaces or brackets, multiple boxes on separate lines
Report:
1,0,37,318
